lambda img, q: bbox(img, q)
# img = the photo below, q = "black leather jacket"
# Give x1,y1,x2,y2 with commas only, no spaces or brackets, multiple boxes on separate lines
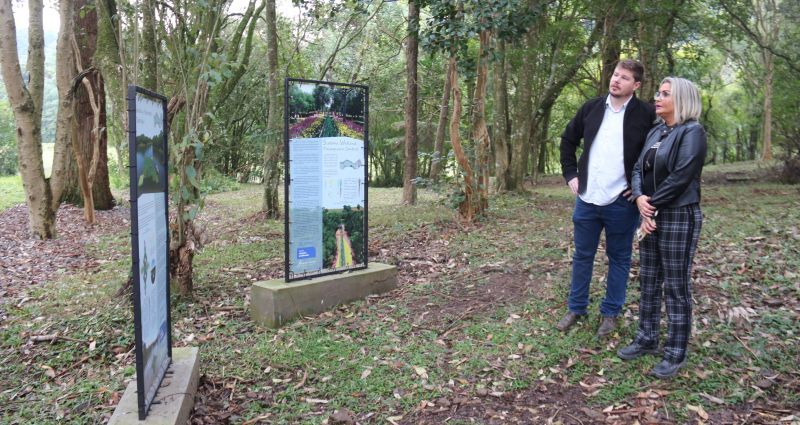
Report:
631,120,707,209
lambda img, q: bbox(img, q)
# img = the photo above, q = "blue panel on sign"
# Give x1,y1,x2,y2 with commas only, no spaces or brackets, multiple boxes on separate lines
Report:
297,247,316,259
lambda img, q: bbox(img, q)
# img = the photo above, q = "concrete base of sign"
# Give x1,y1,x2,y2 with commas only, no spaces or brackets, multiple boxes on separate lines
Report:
108,347,199,425
251,262,398,328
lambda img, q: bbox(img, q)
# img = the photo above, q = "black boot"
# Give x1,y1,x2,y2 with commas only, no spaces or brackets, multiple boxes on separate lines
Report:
617,342,660,360
650,358,686,379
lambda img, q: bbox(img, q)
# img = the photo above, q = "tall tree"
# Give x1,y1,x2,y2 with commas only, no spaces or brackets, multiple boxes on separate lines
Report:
261,0,283,217
140,0,158,90
507,27,535,191
505,0,603,191
162,0,266,293
161,0,226,294
429,57,453,182
60,0,115,214
723,0,782,161
598,0,627,94
0,0,73,238
402,0,419,204
95,0,128,179
471,29,491,213
703,0,793,161
492,40,510,192
50,0,76,211
636,0,684,100
0,0,54,237
423,0,534,219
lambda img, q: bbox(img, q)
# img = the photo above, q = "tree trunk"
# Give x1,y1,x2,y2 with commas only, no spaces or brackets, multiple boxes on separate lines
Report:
447,57,476,221
261,0,282,216
429,58,453,182
140,0,158,90
0,0,57,238
508,32,535,192
636,0,682,101
598,5,623,95
402,0,419,205
492,40,510,193
537,120,549,175
471,30,491,212
62,0,114,211
48,0,78,213
760,49,774,161
95,0,127,181
530,108,551,181
526,17,604,184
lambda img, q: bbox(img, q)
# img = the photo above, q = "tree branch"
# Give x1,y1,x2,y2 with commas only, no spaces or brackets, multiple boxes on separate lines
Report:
718,0,800,74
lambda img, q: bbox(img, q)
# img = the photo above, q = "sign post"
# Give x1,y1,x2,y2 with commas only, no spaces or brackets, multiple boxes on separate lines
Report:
252,79,395,328
128,85,172,420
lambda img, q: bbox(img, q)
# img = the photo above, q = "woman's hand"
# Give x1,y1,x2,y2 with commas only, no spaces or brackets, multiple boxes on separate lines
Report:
641,216,656,233
637,216,657,240
636,195,656,218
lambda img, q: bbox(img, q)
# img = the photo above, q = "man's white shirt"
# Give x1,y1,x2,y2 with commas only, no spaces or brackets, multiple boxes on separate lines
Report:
580,95,631,206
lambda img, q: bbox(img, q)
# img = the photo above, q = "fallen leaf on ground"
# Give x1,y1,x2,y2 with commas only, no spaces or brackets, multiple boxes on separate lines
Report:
687,404,709,420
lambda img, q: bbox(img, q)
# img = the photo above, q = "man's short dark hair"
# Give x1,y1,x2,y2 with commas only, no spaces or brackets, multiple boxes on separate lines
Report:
616,59,645,83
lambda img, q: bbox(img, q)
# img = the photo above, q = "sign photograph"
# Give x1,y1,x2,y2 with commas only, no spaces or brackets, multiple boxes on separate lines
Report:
285,79,369,281
128,86,172,419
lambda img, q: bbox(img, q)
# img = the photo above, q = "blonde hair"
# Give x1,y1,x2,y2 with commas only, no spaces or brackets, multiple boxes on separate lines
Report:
660,77,702,125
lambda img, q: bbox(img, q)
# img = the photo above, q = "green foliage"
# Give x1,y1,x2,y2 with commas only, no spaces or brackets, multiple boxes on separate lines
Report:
201,167,241,194
170,130,207,224
0,101,17,175
421,0,538,59
0,174,24,211
413,149,471,212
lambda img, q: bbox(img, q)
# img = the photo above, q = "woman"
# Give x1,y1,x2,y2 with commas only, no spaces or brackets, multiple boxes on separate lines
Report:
617,77,707,379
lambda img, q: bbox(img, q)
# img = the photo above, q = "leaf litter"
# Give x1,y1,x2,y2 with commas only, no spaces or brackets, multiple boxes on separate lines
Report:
1,183,799,424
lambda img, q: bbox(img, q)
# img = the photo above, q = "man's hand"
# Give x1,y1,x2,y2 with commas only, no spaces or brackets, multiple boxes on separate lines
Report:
636,195,656,218
623,189,634,202
567,177,579,195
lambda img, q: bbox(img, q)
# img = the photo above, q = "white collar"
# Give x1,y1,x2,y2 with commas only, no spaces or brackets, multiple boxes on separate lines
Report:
606,94,633,112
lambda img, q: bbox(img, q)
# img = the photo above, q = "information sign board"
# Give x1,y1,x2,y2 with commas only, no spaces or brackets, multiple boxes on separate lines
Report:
128,85,172,419
285,79,369,281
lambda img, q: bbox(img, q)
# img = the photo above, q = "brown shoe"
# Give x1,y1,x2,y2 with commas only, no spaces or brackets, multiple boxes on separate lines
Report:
556,312,581,332
597,317,617,337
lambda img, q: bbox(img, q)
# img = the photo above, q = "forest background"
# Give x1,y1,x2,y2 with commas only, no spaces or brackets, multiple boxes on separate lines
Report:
2,0,798,222
0,0,799,423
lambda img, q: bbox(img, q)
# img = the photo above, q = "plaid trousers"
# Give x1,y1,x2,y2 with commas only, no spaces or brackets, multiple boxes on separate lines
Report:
635,204,702,363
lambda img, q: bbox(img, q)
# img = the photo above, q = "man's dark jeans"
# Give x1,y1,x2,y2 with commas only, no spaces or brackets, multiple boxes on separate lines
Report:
568,196,639,317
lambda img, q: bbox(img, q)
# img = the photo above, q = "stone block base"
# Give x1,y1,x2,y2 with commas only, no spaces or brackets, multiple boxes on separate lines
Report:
251,262,398,328
108,347,199,425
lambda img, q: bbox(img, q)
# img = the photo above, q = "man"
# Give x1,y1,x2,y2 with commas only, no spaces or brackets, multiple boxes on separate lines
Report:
557,59,656,337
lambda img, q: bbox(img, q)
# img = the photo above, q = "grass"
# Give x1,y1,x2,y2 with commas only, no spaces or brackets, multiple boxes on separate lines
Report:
0,174,24,210
1,177,799,423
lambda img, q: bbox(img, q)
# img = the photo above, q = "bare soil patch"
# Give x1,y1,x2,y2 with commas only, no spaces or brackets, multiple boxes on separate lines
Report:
368,219,551,328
